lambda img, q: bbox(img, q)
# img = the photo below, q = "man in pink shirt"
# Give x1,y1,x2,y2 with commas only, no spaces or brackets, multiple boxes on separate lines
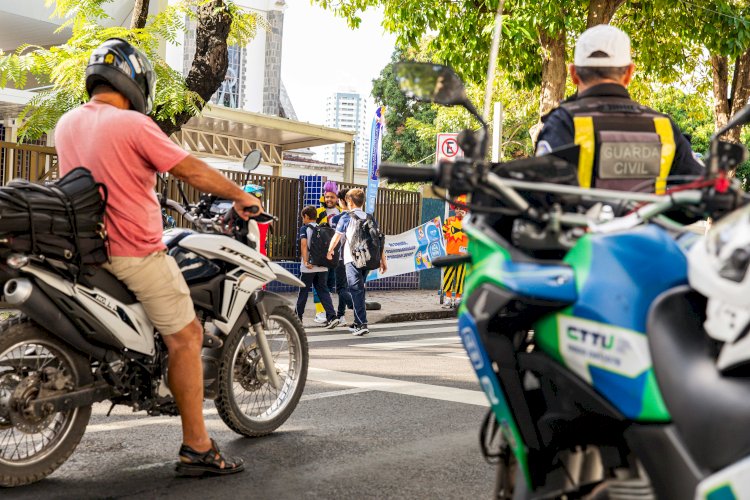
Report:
55,38,259,476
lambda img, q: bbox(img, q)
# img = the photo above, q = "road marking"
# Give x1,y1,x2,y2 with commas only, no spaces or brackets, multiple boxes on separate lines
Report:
307,319,457,333
439,352,470,360
301,387,372,400
307,326,458,343
357,336,460,350
89,388,374,417
307,367,488,407
367,319,457,330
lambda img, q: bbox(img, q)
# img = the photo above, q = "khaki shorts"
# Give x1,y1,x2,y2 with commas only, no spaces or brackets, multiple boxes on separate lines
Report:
103,251,195,335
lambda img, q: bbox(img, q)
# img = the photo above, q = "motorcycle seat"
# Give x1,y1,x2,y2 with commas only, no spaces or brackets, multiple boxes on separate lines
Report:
648,286,750,472
79,267,138,305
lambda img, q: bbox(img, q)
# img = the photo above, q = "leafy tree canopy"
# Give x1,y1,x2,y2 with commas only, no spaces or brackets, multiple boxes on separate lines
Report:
315,0,750,92
0,0,262,139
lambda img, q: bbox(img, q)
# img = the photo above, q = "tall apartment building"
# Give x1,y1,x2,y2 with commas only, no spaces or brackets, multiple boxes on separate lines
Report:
323,91,369,170
174,0,295,117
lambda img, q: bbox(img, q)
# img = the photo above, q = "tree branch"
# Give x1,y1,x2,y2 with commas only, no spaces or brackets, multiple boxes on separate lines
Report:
587,0,626,28
131,0,150,30
155,0,232,137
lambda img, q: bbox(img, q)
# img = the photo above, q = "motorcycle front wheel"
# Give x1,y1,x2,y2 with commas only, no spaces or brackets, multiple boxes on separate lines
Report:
215,305,308,437
0,316,93,487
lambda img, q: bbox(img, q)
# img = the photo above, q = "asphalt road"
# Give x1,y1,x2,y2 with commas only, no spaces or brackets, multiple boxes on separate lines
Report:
5,319,496,500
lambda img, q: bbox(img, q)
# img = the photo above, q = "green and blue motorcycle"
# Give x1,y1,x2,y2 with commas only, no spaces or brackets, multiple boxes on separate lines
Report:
382,62,750,500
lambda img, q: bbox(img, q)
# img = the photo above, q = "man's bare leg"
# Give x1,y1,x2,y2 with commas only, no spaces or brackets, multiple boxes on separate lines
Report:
162,318,211,452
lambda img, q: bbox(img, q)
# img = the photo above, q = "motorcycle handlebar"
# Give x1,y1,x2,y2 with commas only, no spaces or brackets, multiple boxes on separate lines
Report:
380,163,437,183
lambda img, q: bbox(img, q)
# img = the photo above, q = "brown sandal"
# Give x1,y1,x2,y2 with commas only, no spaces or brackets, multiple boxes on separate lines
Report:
175,439,245,477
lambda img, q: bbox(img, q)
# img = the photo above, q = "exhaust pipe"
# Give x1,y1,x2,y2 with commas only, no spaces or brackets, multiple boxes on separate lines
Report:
4,278,113,361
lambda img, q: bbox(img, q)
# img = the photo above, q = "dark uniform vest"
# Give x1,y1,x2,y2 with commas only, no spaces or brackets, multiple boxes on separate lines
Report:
559,96,676,194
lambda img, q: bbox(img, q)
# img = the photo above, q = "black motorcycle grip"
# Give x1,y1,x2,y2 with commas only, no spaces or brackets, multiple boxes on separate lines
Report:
380,163,436,183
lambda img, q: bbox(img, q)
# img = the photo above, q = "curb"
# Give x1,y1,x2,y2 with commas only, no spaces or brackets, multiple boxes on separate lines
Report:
373,309,457,324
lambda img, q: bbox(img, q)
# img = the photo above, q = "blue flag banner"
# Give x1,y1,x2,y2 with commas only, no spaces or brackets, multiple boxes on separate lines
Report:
366,106,385,214
367,217,447,281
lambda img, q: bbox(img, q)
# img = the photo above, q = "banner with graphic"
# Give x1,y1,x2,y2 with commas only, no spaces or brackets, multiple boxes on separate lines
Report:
366,106,385,214
367,217,446,281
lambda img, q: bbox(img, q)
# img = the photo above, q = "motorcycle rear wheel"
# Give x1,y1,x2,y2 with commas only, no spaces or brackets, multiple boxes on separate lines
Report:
215,305,308,437
0,315,92,487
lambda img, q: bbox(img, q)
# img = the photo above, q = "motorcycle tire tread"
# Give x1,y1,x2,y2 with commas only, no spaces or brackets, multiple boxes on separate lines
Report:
214,306,308,438
0,314,93,488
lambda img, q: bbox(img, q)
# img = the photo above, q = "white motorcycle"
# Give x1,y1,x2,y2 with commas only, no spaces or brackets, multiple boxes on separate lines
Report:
0,183,307,486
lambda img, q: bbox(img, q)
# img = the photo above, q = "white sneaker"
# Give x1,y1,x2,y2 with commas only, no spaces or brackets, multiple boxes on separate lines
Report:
336,316,347,327
351,324,369,336
313,312,327,323
325,318,340,330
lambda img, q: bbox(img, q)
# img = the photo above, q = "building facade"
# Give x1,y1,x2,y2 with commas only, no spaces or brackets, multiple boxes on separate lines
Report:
323,91,370,170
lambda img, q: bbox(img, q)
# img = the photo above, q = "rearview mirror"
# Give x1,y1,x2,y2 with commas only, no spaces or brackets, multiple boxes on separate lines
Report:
394,62,467,107
243,150,262,172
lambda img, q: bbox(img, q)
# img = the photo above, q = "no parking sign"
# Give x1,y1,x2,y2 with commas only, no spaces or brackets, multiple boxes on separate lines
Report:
435,133,464,163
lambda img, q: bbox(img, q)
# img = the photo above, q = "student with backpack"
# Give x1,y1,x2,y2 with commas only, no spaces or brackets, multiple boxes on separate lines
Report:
326,188,387,336
297,205,338,329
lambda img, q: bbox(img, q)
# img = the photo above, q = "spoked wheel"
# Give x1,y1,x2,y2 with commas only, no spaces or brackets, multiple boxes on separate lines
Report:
215,306,308,437
0,316,92,487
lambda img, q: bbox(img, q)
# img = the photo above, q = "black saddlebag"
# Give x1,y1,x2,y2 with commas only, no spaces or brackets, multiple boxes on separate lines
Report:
0,167,108,266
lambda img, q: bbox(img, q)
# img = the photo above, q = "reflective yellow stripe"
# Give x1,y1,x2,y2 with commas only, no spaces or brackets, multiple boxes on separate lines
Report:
653,117,675,194
573,116,595,188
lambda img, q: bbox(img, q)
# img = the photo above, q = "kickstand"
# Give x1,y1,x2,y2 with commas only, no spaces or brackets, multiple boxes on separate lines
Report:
106,403,116,417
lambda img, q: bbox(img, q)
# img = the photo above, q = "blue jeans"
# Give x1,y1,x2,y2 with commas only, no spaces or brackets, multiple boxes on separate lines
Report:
345,262,369,326
335,260,352,317
296,271,335,321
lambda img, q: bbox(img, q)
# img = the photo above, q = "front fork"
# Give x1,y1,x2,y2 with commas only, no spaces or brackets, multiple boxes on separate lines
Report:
251,321,282,390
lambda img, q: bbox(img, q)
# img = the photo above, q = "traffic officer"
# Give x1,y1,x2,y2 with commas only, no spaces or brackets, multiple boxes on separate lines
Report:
536,25,703,193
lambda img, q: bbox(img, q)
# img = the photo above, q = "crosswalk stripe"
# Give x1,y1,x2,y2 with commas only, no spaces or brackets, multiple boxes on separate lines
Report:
307,319,457,333
357,336,461,350
308,367,488,407
307,326,458,343
367,319,457,330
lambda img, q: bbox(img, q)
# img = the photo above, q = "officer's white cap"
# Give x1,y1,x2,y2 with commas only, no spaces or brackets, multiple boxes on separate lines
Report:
574,25,632,68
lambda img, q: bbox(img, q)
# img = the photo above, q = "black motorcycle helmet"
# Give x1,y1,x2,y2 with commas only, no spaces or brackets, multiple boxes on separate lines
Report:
85,38,156,115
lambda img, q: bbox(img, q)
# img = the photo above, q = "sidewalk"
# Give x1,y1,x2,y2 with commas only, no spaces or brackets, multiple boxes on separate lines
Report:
281,289,457,329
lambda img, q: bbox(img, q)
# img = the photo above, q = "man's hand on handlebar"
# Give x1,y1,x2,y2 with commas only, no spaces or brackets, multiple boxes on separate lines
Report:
233,192,263,220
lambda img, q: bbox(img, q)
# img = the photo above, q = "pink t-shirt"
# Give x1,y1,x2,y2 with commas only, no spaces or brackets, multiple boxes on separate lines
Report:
55,101,189,257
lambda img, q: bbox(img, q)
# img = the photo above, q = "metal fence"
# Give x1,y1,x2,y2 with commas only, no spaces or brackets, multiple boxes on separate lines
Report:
0,140,422,261
162,171,304,261
339,182,422,235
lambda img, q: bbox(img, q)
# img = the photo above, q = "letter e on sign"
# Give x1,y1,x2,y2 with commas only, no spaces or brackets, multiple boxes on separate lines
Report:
436,133,465,163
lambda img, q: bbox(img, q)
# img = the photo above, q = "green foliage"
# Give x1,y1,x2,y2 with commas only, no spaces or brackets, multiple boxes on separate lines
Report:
313,0,750,101
372,50,437,165
0,0,262,140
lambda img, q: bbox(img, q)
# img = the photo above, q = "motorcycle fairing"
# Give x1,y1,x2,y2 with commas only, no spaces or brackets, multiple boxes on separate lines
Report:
460,223,576,488
23,265,156,355
535,226,686,421
695,455,750,500
178,233,275,283
459,305,532,488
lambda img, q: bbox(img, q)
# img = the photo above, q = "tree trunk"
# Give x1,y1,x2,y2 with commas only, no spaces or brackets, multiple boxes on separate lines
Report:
711,54,730,131
729,49,750,138
531,29,566,141
156,0,232,136
131,0,150,30
586,0,625,27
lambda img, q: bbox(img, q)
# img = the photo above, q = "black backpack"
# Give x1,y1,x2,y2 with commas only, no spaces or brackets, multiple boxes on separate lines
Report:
348,213,385,271
307,224,338,268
